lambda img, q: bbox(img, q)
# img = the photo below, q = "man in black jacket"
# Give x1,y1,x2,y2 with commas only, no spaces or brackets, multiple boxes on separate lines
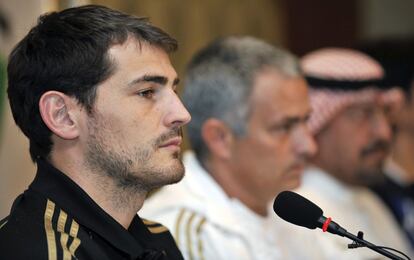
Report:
0,5,190,259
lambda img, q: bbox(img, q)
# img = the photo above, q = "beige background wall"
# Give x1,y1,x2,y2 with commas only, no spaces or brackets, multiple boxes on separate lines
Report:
92,0,285,88
0,0,46,219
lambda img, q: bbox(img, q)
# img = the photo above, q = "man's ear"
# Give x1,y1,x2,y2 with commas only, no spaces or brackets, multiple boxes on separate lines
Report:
201,118,234,160
39,91,81,140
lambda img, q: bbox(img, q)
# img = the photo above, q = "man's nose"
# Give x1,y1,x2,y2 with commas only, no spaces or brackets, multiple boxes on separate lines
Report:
371,107,392,143
294,124,318,158
164,89,191,128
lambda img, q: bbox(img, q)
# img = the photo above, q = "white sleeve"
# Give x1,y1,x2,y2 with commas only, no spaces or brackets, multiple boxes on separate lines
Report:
142,207,252,260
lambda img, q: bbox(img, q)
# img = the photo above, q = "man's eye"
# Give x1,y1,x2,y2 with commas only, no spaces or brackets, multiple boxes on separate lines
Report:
280,123,294,132
137,89,155,99
346,107,374,121
271,122,294,134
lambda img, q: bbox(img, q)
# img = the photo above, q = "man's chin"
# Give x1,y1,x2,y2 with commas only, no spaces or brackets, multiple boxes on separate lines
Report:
281,174,302,192
162,160,185,184
286,179,302,191
361,158,385,174
357,167,383,185
167,168,185,184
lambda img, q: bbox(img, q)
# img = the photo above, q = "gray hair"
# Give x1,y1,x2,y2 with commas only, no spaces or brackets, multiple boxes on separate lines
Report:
182,36,301,162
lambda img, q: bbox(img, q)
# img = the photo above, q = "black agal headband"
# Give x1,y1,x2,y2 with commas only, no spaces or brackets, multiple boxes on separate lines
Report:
305,76,385,91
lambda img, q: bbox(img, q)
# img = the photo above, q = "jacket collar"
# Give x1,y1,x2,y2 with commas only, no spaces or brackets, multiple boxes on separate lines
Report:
30,159,158,258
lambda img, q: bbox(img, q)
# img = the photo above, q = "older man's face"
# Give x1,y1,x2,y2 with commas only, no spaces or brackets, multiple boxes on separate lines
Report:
315,100,392,185
228,68,317,203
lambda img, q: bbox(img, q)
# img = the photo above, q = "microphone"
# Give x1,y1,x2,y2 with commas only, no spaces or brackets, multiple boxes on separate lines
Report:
273,191,408,260
273,190,347,236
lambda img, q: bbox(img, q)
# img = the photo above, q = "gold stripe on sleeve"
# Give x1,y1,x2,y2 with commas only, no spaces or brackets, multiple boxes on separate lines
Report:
57,210,67,232
69,219,79,238
186,212,196,260
0,220,8,230
196,217,207,260
143,218,169,233
60,233,71,260
148,226,169,234
57,210,71,260
174,209,186,246
68,219,81,256
44,200,57,260
143,219,158,226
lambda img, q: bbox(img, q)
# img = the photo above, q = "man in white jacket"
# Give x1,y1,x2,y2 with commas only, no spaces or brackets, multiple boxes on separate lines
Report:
141,36,317,259
279,48,412,259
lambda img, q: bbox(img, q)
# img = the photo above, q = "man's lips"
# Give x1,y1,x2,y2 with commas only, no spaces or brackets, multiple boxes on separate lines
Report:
363,148,388,161
288,162,307,175
159,137,182,148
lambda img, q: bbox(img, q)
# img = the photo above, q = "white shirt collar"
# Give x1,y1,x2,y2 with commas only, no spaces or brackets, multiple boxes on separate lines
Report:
298,166,356,206
183,151,271,227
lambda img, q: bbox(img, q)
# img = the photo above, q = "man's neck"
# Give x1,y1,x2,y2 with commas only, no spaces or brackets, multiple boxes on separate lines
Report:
391,131,414,183
311,159,359,187
51,155,146,229
204,159,269,217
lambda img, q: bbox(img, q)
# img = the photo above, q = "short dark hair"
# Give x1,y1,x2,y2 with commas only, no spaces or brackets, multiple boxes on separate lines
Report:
7,5,177,162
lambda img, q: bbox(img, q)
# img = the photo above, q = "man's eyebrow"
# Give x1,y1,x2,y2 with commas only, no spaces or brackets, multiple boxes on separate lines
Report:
279,110,312,125
128,75,180,87
127,74,179,88
281,117,301,125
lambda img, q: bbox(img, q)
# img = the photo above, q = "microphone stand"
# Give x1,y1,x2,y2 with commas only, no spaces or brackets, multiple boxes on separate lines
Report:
319,217,407,260
343,231,406,260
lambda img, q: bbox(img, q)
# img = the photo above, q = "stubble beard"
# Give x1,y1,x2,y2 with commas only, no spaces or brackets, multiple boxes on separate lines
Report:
356,139,390,185
355,161,385,186
84,118,185,201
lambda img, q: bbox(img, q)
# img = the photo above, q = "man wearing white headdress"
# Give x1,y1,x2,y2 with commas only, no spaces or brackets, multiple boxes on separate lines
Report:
280,48,412,259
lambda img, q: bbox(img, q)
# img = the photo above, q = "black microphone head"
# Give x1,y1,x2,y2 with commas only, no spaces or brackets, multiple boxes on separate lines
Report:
273,191,323,229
